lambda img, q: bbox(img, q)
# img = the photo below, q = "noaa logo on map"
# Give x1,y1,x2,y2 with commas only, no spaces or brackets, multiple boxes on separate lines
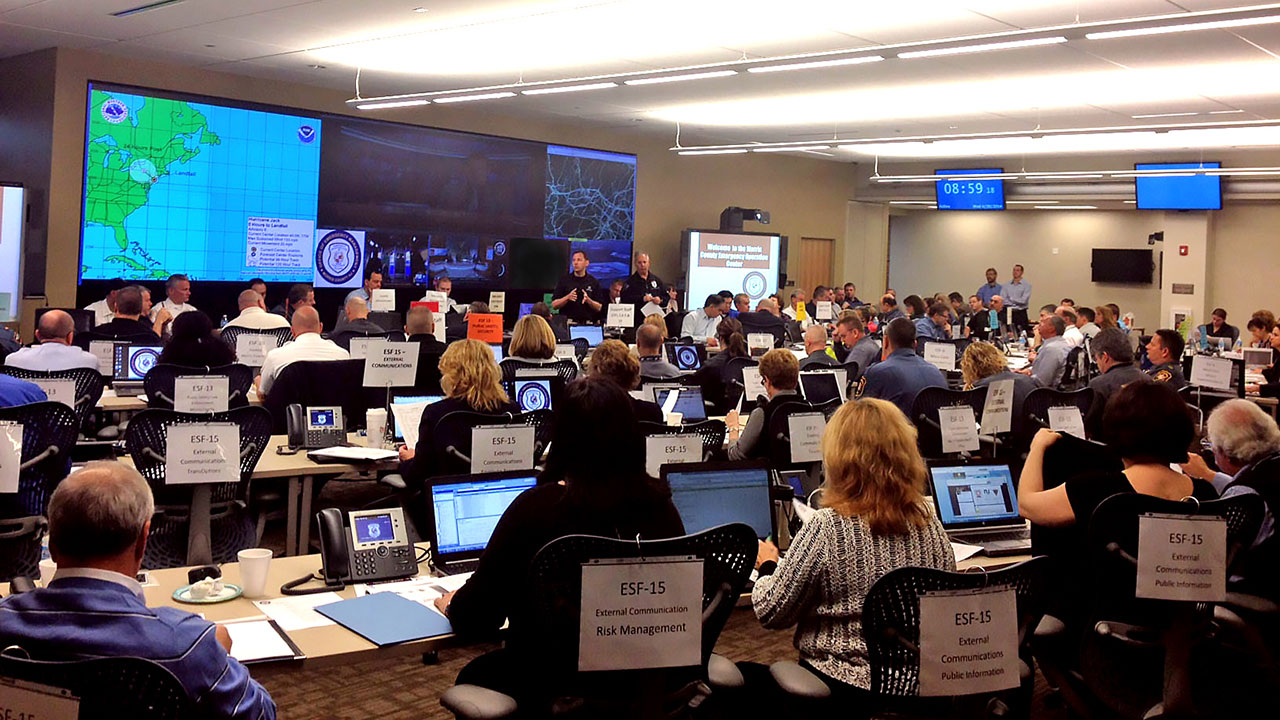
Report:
130,348,160,377
516,383,551,412
297,125,316,144
316,230,363,285
743,271,768,299
101,99,128,125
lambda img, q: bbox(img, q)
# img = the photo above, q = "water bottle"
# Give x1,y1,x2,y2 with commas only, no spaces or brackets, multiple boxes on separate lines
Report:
1018,331,1028,350
403,249,412,279
220,314,228,328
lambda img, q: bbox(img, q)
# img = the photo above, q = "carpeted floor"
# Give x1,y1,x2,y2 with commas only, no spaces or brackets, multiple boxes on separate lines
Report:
249,478,1069,719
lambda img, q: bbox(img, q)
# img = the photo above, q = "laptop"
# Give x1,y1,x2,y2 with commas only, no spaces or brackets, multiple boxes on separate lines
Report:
513,377,554,412
112,343,163,396
569,324,604,348
427,471,539,574
661,461,776,540
799,370,846,404
650,385,707,422
489,343,504,363
666,343,705,372
391,394,445,440
927,460,1031,556
518,302,535,317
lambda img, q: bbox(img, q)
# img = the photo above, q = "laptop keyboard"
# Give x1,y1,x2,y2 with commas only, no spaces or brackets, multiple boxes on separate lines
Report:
955,528,1030,543
441,559,480,575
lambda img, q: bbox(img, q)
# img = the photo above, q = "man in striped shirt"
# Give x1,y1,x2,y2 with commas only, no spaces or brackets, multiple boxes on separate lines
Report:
0,462,276,719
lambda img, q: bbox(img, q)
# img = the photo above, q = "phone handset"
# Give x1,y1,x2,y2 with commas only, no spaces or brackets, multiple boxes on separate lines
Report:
316,507,349,585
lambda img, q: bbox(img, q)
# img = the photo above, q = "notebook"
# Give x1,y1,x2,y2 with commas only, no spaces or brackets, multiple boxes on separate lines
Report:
427,471,538,574
927,460,1030,556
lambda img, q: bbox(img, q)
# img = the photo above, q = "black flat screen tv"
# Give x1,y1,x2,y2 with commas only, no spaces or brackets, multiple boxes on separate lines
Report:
1091,248,1153,284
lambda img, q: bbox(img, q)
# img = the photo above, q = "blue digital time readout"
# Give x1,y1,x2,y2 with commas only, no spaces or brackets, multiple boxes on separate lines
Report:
935,169,1005,211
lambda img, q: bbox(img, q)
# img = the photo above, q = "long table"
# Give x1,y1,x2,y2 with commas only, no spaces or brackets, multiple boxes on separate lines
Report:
98,387,264,413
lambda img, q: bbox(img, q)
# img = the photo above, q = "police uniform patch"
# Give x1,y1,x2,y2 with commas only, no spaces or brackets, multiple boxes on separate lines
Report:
855,376,868,398
1155,369,1173,383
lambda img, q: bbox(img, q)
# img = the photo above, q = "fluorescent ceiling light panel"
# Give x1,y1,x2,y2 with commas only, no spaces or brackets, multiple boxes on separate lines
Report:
843,126,1280,158
751,145,831,152
624,70,737,86
432,92,516,103
747,55,883,73
1035,205,1097,209
520,82,617,95
897,36,1066,59
1086,14,1280,40
678,148,750,155
1131,112,1199,119
354,99,430,110
649,60,1280,128
1007,200,1056,204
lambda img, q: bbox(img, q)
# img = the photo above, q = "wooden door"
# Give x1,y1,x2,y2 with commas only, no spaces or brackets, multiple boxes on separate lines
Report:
796,237,834,298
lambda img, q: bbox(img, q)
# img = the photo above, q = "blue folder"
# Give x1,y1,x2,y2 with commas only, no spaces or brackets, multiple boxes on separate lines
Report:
316,591,454,646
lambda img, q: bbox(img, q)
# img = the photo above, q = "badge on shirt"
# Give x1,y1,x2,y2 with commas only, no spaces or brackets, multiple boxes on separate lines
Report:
1154,369,1173,383
854,376,867,399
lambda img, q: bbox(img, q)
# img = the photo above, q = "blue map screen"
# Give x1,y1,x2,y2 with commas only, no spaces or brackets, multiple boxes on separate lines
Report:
1135,162,1221,210
935,169,1005,211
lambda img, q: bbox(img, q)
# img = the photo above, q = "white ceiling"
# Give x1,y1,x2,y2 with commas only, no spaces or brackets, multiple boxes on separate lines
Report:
4,1,1280,163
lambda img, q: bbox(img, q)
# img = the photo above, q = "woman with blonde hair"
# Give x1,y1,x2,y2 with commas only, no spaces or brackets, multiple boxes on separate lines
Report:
398,339,519,485
504,314,558,364
749,399,954,702
642,312,668,341
962,341,1037,436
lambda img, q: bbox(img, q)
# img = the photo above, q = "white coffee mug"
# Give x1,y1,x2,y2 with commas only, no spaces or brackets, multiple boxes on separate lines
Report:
237,548,273,599
366,409,388,448
39,558,57,587
665,412,683,427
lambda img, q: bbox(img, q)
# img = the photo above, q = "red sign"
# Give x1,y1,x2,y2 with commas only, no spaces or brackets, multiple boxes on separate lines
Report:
467,313,504,344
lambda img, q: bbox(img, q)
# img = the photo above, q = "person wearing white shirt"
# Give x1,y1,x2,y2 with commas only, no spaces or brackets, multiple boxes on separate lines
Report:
225,289,289,330
1058,306,1085,348
255,307,349,396
429,276,461,314
5,310,100,372
680,294,724,345
84,281,125,326
344,267,382,306
149,274,197,334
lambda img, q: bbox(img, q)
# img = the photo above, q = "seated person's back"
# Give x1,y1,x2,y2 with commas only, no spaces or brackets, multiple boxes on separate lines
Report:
588,339,663,423
0,373,46,407
503,314,559,365
0,462,276,718
752,399,955,693
726,348,801,461
80,285,161,344
404,304,446,354
5,310,100,372
330,296,387,350
635,322,680,379
857,317,946,416
157,311,236,368
256,306,350,396
225,288,289,330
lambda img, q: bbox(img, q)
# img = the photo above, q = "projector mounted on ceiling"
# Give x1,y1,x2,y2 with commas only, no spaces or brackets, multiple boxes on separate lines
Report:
719,207,770,232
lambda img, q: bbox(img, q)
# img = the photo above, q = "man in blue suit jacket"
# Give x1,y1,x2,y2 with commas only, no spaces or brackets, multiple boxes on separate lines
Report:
0,462,276,720
857,317,946,416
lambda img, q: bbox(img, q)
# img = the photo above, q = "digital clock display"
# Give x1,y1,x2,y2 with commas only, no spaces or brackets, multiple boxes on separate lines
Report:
935,168,1005,211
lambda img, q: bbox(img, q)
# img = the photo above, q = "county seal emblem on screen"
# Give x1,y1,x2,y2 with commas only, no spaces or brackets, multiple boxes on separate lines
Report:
314,229,366,288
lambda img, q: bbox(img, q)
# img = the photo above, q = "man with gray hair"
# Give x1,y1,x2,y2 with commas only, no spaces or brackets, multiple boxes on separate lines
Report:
150,273,196,334
0,462,276,718
1182,399,1280,597
5,309,99,371
405,304,446,354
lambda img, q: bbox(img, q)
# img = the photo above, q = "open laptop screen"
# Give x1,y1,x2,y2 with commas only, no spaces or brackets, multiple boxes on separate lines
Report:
928,463,1020,529
114,344,162,380
391,395,445,439
664,464,773,538
667,344,703,371
569,325,603,347
513,378,553,412
799,371,842,404
652,386,707,421
430,474,538,557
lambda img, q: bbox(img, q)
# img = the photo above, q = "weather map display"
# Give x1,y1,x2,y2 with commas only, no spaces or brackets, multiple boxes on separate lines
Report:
80,84,322,282
544,145,636,243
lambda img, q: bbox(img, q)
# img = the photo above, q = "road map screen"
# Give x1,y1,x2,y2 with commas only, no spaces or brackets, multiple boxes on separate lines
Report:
80,85,322,283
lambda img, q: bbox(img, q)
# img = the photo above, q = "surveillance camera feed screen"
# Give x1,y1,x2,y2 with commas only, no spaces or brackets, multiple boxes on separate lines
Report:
78,82,635,289
684,230,782,310
935,168,1005,211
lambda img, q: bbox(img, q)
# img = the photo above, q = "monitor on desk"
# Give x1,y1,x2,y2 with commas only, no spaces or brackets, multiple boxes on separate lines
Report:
661,461,774,539
651,385,707,422
391,394,445,439
489,344,504,363
569,324,603,347
428,471,538,563
113,344,163,381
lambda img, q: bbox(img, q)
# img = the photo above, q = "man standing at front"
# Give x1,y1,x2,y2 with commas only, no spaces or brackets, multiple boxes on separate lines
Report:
1004,264,1032,332
621,252,667,320
552,250,603,323
976,267,1003,308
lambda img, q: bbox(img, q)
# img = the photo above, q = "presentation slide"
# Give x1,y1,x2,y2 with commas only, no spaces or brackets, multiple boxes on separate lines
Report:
684,231,781,308
80,85,322,282
0,186,24,322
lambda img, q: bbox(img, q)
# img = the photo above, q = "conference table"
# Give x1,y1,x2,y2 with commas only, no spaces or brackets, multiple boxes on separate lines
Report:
97,386,265,412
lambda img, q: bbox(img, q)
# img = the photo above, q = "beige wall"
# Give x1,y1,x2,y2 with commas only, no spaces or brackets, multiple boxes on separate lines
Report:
887,209,1172,329
1207,204,1280,323
28,47,855,310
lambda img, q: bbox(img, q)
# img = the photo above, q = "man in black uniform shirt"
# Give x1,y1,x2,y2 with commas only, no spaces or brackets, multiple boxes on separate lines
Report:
620,252,667,318
1146,328,1187,390
551,250,603,323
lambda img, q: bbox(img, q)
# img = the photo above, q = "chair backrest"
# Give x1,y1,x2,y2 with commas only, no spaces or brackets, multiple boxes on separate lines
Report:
526,524,756,715
430,409,525,475
0,401,79,519
909,386,989,459
765,399,826,471
570,337,590,359
0,366,104,429
123,406,272,498
637,419,728,461
0,516,47,584
142,363,254,410
368,310,403,332
724,355,758,389
1022,387,1093,438
217,325,292,354
0,654,191,718
862,557,1051,699
500,358,574,384
1058,345,1088,390
262,359,369,433
515,408,556,463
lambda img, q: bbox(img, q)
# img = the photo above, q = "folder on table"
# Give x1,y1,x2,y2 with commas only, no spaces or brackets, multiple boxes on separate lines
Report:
316,591,453,646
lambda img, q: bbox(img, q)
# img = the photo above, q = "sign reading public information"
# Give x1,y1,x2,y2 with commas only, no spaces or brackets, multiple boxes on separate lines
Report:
918,587,1020,696
1136,513,1227,602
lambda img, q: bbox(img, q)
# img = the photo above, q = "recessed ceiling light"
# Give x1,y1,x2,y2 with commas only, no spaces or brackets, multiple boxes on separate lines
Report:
747,55,882,74
624,70,737,86
1086,14,1280,40
898,36,1066,59
433,92,517,103
1131,112,1199,119
308,64,326,70
521,82,617,95
751,145,831,153
354,99,430,110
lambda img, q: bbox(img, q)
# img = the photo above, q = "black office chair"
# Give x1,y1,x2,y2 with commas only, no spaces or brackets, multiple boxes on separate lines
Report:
331,328,403,350
500,358,578,384
1058,346,1088,391
1022,387,1093,446
0,653,191,718
0,401,77,583
440,523,757,720
431,410,539,476
0,366,104,431
768,557,1051,719
122,406,272,569
765,400,828,496
74,327,156,351
569,337,590,360
664,310,685,339
1034,493,1265,720
217,326,292,366
262,359,370,433
738,312,787,347
909,386,990,459
368,310,404,333
638,419,728,461
515,408,556,463
142,363,254,410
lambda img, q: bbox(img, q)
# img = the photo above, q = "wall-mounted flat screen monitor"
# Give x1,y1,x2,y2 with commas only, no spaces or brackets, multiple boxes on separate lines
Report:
1135,162,1221,210
935,169,1005,211
1092,248,1154,284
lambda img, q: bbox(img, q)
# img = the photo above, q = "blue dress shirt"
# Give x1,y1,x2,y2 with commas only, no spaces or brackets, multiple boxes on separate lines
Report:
0,374,46,407
857,348,947,416
976,282,1004,306
1002,279,1032,310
